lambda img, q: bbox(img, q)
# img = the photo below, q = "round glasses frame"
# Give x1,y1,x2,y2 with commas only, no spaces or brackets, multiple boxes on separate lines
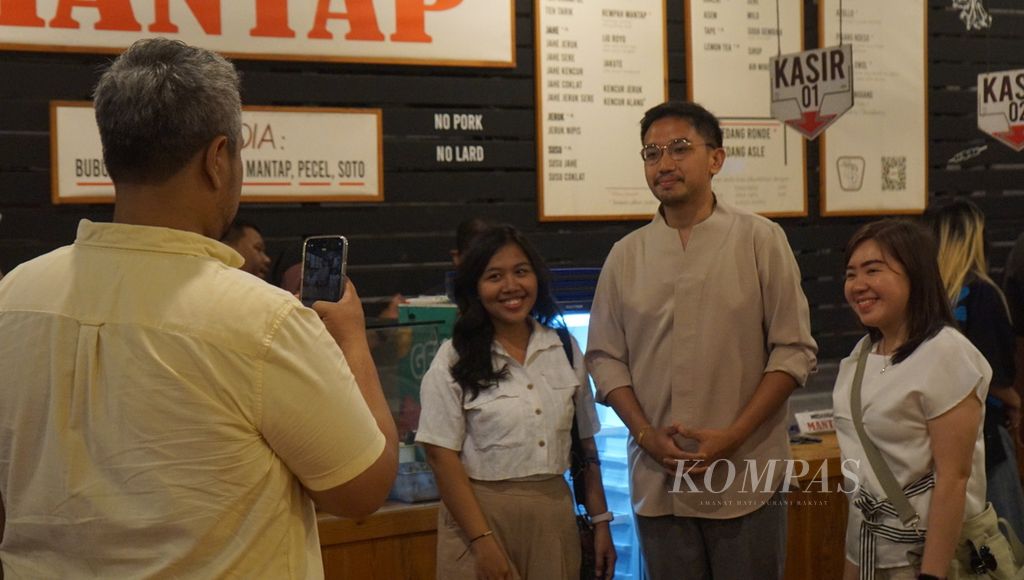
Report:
640,138,717,165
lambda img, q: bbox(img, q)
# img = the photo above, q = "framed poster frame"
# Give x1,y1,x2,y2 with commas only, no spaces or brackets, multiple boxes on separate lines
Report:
683,0,808,218
50,101,384,205
535,0,669,222
819,0,928,216
1,1,515,68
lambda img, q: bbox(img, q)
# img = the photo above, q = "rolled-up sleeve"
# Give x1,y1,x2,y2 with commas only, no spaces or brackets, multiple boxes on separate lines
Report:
571,335,601,438
758,223,818,386
585,245,634,402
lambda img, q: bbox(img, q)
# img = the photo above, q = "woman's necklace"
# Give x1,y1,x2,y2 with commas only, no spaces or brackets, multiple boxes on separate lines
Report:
878,339,893,374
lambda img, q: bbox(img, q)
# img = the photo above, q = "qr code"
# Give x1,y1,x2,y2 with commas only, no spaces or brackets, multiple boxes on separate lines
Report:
881,156,907,191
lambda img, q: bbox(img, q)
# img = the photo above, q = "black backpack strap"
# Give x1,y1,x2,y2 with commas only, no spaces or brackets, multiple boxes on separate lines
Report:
555,326,574,368
555,325,588,507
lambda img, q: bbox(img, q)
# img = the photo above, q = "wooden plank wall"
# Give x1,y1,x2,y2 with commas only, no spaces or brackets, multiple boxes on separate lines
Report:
0,0,1021,360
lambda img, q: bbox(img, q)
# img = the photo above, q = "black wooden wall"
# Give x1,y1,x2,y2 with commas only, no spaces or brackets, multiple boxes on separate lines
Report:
0,0,1021,360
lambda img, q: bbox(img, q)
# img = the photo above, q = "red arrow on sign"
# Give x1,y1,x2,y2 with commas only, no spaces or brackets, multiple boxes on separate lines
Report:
992,124,1024,152
785,110,837,139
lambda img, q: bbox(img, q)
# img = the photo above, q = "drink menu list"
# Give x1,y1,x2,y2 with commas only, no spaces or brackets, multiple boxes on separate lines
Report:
687,0,807,216
821,0,926,215
537,0,667,220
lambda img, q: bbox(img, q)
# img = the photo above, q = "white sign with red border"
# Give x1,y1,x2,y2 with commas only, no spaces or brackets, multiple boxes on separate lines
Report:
770,45,853,140
51,102,383,204
978,68,1024,152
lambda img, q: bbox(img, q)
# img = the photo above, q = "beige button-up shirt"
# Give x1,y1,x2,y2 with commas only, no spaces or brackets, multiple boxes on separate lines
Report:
586,201,817,518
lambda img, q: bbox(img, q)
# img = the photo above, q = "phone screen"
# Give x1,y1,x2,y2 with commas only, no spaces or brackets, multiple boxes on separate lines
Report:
300,236,348,307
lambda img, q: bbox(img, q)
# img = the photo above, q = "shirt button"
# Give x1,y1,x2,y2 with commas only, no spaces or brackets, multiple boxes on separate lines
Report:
538,440,546,447
535,408,542,415
527,384,534,390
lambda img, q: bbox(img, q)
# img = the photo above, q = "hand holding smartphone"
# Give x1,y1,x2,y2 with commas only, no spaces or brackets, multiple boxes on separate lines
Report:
300,235,348,307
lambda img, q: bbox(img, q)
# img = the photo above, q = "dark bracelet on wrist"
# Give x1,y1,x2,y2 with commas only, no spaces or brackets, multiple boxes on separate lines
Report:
918,574,943,580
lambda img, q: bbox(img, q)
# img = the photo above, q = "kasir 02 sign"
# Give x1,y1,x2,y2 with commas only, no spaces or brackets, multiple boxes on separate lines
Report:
0,0,514,67
51,102,383,204
978,68,1024,152
770,45,853,140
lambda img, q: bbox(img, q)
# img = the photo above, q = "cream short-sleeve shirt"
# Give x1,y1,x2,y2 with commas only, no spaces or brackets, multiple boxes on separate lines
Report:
416,321,600,481
833,327,992,568
0,221,384,579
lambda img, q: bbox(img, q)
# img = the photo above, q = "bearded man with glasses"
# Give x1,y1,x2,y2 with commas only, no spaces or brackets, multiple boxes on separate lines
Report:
585,101,818,580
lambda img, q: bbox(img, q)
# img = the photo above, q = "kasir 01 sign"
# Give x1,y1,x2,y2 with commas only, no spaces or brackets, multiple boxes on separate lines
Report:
0,0,514,66
770,45,853,140
978,68,1024,152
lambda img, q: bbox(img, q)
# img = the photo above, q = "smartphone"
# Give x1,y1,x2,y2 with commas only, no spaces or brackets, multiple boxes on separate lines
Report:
300,235,348,307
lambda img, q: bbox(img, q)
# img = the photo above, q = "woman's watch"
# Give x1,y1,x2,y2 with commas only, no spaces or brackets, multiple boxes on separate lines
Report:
588,511,614,525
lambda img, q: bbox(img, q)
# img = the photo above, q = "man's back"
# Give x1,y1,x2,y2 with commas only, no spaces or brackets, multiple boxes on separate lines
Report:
0,221,384,578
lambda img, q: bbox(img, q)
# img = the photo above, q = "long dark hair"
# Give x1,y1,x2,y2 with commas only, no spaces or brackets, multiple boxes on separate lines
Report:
450,225,562,400
845,219,954,364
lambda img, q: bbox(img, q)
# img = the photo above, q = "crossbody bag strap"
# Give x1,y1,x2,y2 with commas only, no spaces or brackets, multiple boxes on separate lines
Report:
850,341,922,529
556,326,588,508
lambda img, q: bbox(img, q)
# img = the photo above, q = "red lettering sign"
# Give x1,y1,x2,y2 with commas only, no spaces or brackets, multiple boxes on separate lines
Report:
51,0,141,31
0,0,45,26
250,0,294,38
150,0,220,35
391,0,461,42
308,0,384,41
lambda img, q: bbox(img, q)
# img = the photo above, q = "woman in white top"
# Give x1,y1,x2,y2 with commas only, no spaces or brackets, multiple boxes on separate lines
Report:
416,225,616,579
833,219,992,580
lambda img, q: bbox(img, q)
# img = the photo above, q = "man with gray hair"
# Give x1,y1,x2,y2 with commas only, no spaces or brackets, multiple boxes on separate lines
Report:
0,39,397,578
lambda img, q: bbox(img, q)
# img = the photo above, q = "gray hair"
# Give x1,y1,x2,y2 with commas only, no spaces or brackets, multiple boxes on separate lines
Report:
93,38,241,184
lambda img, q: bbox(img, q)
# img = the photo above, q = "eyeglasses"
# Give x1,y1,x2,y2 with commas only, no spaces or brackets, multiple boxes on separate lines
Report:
640,138,717,165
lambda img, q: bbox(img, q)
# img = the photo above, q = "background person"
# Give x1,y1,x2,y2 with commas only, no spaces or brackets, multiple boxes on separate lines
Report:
585,100,817,580
926,198,1024,539
1005,232,1024,439
451,217,493,268
221,218,272,279
0,38,397,578
833,219,991,580
416,225,615,579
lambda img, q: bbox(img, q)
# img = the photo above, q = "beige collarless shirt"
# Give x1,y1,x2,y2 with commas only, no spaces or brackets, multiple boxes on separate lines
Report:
586,201,817,518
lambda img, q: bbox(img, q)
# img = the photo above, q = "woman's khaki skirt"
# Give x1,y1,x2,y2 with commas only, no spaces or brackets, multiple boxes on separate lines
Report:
436,476,581,579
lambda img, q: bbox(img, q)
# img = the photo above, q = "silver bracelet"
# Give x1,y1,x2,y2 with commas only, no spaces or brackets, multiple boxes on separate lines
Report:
588,511,614,524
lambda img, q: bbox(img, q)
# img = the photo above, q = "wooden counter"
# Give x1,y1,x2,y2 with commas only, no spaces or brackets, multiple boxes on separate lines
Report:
784,433,849,580
318,501,438,579
319,434,847,580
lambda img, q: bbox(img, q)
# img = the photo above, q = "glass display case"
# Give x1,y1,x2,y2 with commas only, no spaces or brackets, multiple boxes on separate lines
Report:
366,317,445,502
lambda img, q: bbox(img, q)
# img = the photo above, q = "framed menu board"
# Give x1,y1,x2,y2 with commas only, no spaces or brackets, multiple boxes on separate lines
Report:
685,0,807,216
820,0,927,216
536,0,668,221
51,102,383,204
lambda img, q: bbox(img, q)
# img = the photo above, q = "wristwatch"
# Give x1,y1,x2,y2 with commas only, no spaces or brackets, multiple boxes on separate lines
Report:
589,511,614,525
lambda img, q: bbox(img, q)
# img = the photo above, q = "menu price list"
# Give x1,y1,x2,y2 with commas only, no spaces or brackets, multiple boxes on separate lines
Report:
538,0,666,219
